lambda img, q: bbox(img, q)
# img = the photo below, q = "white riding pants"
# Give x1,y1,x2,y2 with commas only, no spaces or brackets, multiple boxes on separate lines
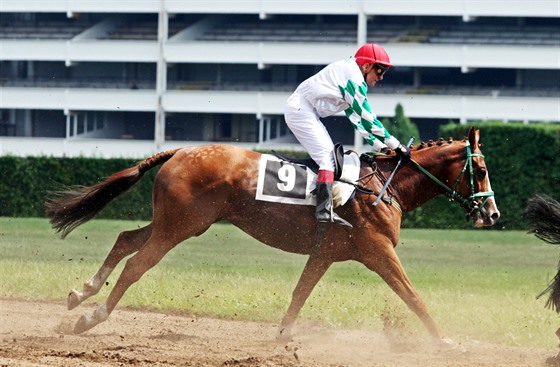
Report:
284,93,335,172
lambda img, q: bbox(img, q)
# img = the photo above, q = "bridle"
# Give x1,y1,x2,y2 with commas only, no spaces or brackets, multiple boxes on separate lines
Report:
408,140,495,219
357,140,495,218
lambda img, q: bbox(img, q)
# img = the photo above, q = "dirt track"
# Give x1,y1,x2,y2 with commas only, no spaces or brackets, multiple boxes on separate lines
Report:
0,298,556,367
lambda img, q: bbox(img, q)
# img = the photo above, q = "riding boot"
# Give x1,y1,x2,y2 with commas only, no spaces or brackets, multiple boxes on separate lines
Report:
315,181,353,228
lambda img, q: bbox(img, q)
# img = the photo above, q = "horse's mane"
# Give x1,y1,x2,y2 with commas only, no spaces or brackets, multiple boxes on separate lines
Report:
374,137,464,159
413,137,463,151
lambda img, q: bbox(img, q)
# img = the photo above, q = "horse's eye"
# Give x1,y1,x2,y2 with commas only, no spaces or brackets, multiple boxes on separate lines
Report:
477,167,487,179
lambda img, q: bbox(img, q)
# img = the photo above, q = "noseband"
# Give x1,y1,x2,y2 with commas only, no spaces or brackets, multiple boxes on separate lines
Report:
409,141,495,219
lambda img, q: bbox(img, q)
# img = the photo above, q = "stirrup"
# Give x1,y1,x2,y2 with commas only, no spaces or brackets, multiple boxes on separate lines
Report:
331,213,353,228
317,212,353,228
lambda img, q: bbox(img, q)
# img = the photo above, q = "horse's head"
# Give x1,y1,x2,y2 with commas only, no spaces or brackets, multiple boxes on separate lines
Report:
441,127,500,227
403,127,500,227
467,128,501,226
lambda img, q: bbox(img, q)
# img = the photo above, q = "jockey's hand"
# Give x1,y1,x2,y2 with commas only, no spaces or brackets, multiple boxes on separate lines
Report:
395,144,411,161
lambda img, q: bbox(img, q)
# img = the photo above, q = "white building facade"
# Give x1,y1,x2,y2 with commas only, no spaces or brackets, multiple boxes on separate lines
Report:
1,0,559,158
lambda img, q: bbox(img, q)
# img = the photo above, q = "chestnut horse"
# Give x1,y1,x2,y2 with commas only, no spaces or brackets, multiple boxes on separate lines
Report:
46,127,500,344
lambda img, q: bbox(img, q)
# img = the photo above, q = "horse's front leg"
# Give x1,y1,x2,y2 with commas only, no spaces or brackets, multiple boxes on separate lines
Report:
67,225,152,310
361,245,452,344
278,252,333,341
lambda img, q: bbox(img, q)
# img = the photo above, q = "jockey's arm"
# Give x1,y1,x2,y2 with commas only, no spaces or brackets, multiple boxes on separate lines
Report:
339,79,400,151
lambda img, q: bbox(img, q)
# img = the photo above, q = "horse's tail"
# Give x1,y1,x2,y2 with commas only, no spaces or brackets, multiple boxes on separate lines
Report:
525,194,560,312
45,148,182,239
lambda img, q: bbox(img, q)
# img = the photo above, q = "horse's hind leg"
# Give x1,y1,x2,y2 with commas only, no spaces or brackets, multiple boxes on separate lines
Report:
72,226,187,334
67,224,152,310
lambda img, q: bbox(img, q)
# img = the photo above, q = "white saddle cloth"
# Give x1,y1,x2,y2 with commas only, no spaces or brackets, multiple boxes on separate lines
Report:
332,152,360,208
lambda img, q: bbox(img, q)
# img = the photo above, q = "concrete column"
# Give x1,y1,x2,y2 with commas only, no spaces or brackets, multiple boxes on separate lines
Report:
357,10,367,45
155,0,168,150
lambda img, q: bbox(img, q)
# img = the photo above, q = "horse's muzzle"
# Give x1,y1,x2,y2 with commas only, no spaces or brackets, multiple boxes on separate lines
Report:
471,199,500,227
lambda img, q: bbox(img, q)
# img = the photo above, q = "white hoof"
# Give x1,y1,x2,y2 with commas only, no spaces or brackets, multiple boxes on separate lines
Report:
67,289,82,310
441,337,455,345
441,337,467,352
276,326,293,343
73,314,94,334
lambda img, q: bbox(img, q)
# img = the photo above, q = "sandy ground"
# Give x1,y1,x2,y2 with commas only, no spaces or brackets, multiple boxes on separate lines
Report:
0,298,557,367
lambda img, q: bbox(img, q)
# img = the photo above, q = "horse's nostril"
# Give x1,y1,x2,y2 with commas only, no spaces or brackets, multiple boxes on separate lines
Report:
491,212,500,220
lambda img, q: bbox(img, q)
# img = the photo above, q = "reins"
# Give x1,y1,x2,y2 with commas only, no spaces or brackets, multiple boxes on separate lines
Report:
358,140,495,218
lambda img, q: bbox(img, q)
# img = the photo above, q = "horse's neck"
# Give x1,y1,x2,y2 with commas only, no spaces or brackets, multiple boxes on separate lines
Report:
395,144,462,213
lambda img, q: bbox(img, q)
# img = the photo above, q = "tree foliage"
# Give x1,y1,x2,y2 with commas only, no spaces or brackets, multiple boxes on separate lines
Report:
383,103,421,142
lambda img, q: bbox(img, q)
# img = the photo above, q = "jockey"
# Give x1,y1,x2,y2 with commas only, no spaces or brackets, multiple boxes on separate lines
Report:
284,43,410,228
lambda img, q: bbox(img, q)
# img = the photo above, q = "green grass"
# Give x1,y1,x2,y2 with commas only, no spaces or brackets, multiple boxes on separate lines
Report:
0,217,558,348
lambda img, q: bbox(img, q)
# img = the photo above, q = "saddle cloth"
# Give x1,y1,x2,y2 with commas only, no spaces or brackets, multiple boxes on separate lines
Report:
255,152,360,207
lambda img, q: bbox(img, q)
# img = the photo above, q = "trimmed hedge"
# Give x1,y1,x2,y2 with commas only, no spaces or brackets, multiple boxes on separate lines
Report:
402,122,560,230
0,156,158,220
1,122,558,230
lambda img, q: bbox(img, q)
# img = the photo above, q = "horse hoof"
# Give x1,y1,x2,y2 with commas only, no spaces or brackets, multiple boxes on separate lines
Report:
73,315,93,334
67,289,81,310
441,337,467,352
441,337,455,345
276,327,293,343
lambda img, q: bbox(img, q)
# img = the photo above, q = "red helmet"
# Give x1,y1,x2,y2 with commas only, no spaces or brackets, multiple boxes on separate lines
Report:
354,43,392,67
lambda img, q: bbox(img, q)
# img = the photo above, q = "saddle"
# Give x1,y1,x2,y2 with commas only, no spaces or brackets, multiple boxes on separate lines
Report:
271,143,360,207
264,146,402,211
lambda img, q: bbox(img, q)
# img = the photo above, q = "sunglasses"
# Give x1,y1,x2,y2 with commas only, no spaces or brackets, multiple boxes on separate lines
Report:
373,64,389,77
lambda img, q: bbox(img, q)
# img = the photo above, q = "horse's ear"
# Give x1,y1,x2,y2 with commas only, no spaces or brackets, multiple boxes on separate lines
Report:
468,127,480,148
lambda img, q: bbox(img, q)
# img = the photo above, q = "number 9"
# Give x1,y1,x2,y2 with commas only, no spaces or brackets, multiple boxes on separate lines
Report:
277,164,296,192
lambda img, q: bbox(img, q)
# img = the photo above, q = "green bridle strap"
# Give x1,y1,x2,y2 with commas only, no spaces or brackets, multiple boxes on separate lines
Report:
409,141,495,212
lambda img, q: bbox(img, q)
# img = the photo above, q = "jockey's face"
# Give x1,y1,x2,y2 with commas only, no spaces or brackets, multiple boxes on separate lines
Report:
362,63,384,88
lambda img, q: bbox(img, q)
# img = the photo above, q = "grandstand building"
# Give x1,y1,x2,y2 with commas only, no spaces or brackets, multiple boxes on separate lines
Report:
1,0,559,158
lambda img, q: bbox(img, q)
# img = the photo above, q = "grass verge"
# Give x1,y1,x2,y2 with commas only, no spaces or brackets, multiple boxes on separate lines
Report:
0,217,557,348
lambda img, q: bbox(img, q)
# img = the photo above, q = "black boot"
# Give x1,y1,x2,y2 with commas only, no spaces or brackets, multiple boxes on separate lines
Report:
315,182,352,228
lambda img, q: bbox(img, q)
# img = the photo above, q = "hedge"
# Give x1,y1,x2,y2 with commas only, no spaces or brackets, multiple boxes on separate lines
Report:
0,156,158,220
0,122,558,230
